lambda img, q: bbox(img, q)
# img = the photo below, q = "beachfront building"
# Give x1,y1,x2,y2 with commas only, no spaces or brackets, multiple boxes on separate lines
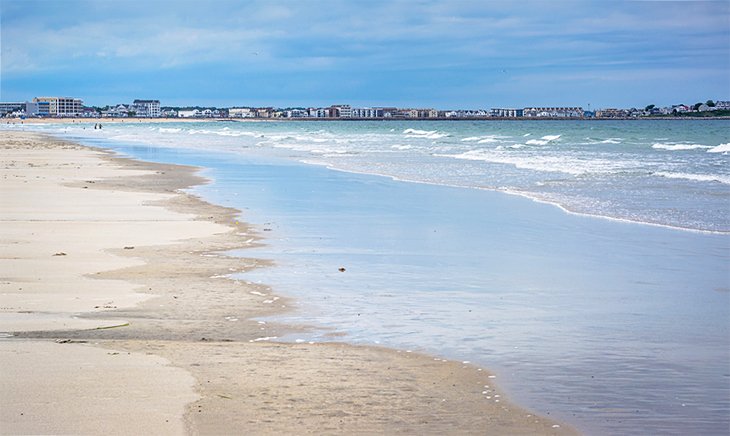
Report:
444,109,489,118
351,107,378,118
0,102,25,116
523,107,584,118
178,109,202,118
714,101,730,110
376,107,400,118
132,99,161,118
403,108,440,118
333,105,352,118
326,105,352,118
256,108,273,118
490,108,523,117
229,107,255,118
308,108,329,118
32,97,83,117
596,108,629,118
102,104,131,117
284,109,308,118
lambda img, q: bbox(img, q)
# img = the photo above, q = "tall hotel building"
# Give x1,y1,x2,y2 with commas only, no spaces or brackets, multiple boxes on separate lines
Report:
32,97,83,116
132,99,161,117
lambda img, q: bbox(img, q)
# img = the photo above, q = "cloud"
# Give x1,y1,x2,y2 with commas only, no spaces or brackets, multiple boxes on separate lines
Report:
1,0,728,106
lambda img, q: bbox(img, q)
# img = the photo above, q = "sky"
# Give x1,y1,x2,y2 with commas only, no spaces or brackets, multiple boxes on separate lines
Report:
1,0,728,109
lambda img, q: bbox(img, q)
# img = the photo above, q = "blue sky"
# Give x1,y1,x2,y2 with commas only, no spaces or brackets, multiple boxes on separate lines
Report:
1,0,728,109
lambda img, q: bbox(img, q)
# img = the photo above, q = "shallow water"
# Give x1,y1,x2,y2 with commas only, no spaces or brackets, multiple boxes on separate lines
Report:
8,119,730,232
7,120,729,435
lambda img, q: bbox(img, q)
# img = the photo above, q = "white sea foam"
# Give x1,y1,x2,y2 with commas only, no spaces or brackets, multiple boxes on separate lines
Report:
461,135,503,143
158,127,181,133
403,128,435,135
524,134,561,146
391,144,413,150
436,150,626,176
403,128,449,139
707,143,730,153
652,143,712,151
477,137,499,144
216,130,260,137
654,171,730,185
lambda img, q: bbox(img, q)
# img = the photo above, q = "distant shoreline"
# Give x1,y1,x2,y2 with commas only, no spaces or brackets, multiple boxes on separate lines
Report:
5,116,730,125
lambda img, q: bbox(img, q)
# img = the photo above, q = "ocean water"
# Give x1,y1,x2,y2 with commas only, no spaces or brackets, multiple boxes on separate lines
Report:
4,120,729,435
15,119,728,232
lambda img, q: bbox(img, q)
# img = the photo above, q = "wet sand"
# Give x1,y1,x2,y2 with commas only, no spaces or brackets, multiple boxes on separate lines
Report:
0,131,576,434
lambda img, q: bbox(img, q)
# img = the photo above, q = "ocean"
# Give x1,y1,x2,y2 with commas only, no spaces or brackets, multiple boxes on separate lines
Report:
6,119,729,435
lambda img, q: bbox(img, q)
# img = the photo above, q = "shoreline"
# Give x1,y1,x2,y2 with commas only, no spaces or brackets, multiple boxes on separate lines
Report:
5,115,730,125
0,131,577,434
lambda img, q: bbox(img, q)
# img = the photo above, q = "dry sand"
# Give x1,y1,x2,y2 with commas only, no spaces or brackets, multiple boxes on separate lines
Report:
0,131,578,435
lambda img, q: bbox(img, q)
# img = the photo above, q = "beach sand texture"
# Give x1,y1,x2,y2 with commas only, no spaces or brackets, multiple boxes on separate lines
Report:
0,131,576,435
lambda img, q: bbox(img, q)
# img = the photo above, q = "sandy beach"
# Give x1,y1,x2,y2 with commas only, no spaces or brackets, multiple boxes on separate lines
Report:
0,131,576,434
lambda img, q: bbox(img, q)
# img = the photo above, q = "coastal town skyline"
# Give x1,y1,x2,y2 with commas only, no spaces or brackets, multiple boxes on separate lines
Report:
2,94,728,119
2,1,728,109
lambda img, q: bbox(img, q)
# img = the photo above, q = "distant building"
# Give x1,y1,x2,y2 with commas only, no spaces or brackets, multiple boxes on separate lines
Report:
523,107,583,118
24,102,41,116
325,105,352,118
330,105,351,118
178,109,202,118
713,101,730,110
102,104,130,117
306,108,327,118
284,109,308,118
351,107,377,118
404,109,419,118
132,99,161,117
0,102,25,116
376,107,399,118
229,107,254,118
256,108,273,118
33,97,83,117
399,109,438,118
80,107,98,118
595,108,628,118
490,108,523,117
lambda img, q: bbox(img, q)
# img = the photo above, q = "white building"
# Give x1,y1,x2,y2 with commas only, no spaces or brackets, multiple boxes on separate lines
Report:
229,107,254,118
331,105,351,118
0,102,24,116
351,107,377,118
102,104,131,117
523,107,583,118
132,99,161,117
285,109,308,118
33,97,83,117
309,108,329,118
178,109,202,118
